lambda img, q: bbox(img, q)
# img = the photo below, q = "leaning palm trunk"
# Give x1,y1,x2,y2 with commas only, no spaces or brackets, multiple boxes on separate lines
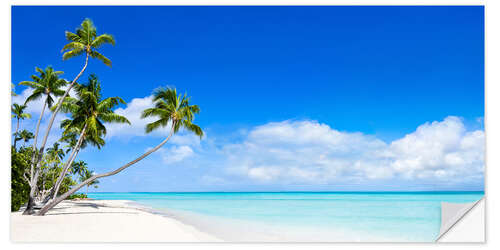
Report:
24,53,89,215
37,123,175,216
14,118,19,149
13,118,20,148
50,124,87,200
23,99,48,214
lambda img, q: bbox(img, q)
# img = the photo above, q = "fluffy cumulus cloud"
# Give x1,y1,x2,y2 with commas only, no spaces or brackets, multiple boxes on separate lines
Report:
105,95,162,138
11,87,75,147
219,117,484,187
386,117,484,181
12,86,77,117
158,145,195,165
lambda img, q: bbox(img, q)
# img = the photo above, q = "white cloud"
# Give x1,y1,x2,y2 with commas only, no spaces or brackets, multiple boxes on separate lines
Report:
219,117,484,186
12,85,77,117
12,88,46,115
11,87,75,149
386,116,484,180
105,95,160,138
158,145,195,165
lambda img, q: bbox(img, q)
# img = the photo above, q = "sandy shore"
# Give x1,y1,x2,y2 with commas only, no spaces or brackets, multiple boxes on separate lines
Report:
10,200,221,242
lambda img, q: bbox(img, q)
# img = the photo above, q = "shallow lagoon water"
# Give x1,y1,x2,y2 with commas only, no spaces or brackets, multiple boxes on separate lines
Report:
88,192,483,242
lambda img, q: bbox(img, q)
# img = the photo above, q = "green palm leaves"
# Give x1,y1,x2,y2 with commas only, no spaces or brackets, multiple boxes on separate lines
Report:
47,143,65,163
12,103,31,148
71,160,88,176
62,18,115,67
21,18,118,215
49,75,130,200
19,66,67,108
141,87,203,138
12,104,31,120
15,130,34,146
59,75,130,147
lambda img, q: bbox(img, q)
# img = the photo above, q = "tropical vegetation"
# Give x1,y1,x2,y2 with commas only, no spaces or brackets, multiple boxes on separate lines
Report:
11,18,203,216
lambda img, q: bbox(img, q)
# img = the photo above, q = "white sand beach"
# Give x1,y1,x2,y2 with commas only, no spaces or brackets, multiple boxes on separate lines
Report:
10,200,221,242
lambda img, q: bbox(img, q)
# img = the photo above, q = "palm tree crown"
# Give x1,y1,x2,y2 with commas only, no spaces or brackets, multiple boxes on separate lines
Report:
12,103,31,121
59,74,130,148
19,66,67,108
59,130,89,154
71,160,88,176
17,130,34,145
141,87,203,137
62,18,115,67
47,143,65,163
37,87,203,215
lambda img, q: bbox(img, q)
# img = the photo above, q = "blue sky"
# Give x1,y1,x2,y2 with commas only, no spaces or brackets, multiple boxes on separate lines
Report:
12,6,484,191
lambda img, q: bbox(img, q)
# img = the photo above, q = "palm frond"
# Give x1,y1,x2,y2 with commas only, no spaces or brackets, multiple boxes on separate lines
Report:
24,89,44,104
54,97,79,113
61,42,85,52
46,95,55,108
91,34,115,48
145,118,169,133
98,113,130,125
96,97,123,112
141,107,170,119
21,113,32,119
64,31,82,43
18,81,43,89
89,50,112,67
62,48,85,60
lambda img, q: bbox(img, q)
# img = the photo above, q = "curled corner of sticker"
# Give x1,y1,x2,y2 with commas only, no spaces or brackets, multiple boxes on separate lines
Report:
436,197,485,242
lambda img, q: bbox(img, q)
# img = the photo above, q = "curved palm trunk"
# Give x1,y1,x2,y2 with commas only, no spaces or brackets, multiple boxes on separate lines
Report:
50,124,87,200
24,53,89,215
13,118,20,149
23,99,48,215
37,123,176,216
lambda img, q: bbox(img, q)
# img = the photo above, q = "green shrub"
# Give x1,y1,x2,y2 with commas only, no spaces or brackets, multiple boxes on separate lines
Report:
66,193,88,200
11,147,32,211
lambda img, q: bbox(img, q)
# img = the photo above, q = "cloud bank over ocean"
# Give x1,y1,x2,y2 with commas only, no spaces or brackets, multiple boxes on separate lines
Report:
222,117,484,186
97,96,484,190
15,91,483,191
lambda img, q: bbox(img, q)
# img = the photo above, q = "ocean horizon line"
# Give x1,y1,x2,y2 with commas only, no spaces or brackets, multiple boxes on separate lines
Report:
87,190,485,194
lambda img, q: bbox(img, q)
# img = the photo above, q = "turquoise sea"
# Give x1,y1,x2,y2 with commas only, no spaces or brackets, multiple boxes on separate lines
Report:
88,192,483,242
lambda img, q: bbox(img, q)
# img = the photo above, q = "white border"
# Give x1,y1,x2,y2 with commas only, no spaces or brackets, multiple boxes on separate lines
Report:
2,0,497,249
2,0,492,5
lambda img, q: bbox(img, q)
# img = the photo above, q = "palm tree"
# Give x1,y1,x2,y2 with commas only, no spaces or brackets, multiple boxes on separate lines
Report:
39,142,66,202
71,160,88,177
24,19,115,215
79,169,100,196
12,103,31,148
17,130,34,147
46,143,65,163
50,75,130,200
38,87,203,215
19,66,67,215
20,66,66,155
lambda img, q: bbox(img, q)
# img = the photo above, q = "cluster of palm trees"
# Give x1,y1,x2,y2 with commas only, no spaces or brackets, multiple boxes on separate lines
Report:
12,104,31,148
12,18,204,216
